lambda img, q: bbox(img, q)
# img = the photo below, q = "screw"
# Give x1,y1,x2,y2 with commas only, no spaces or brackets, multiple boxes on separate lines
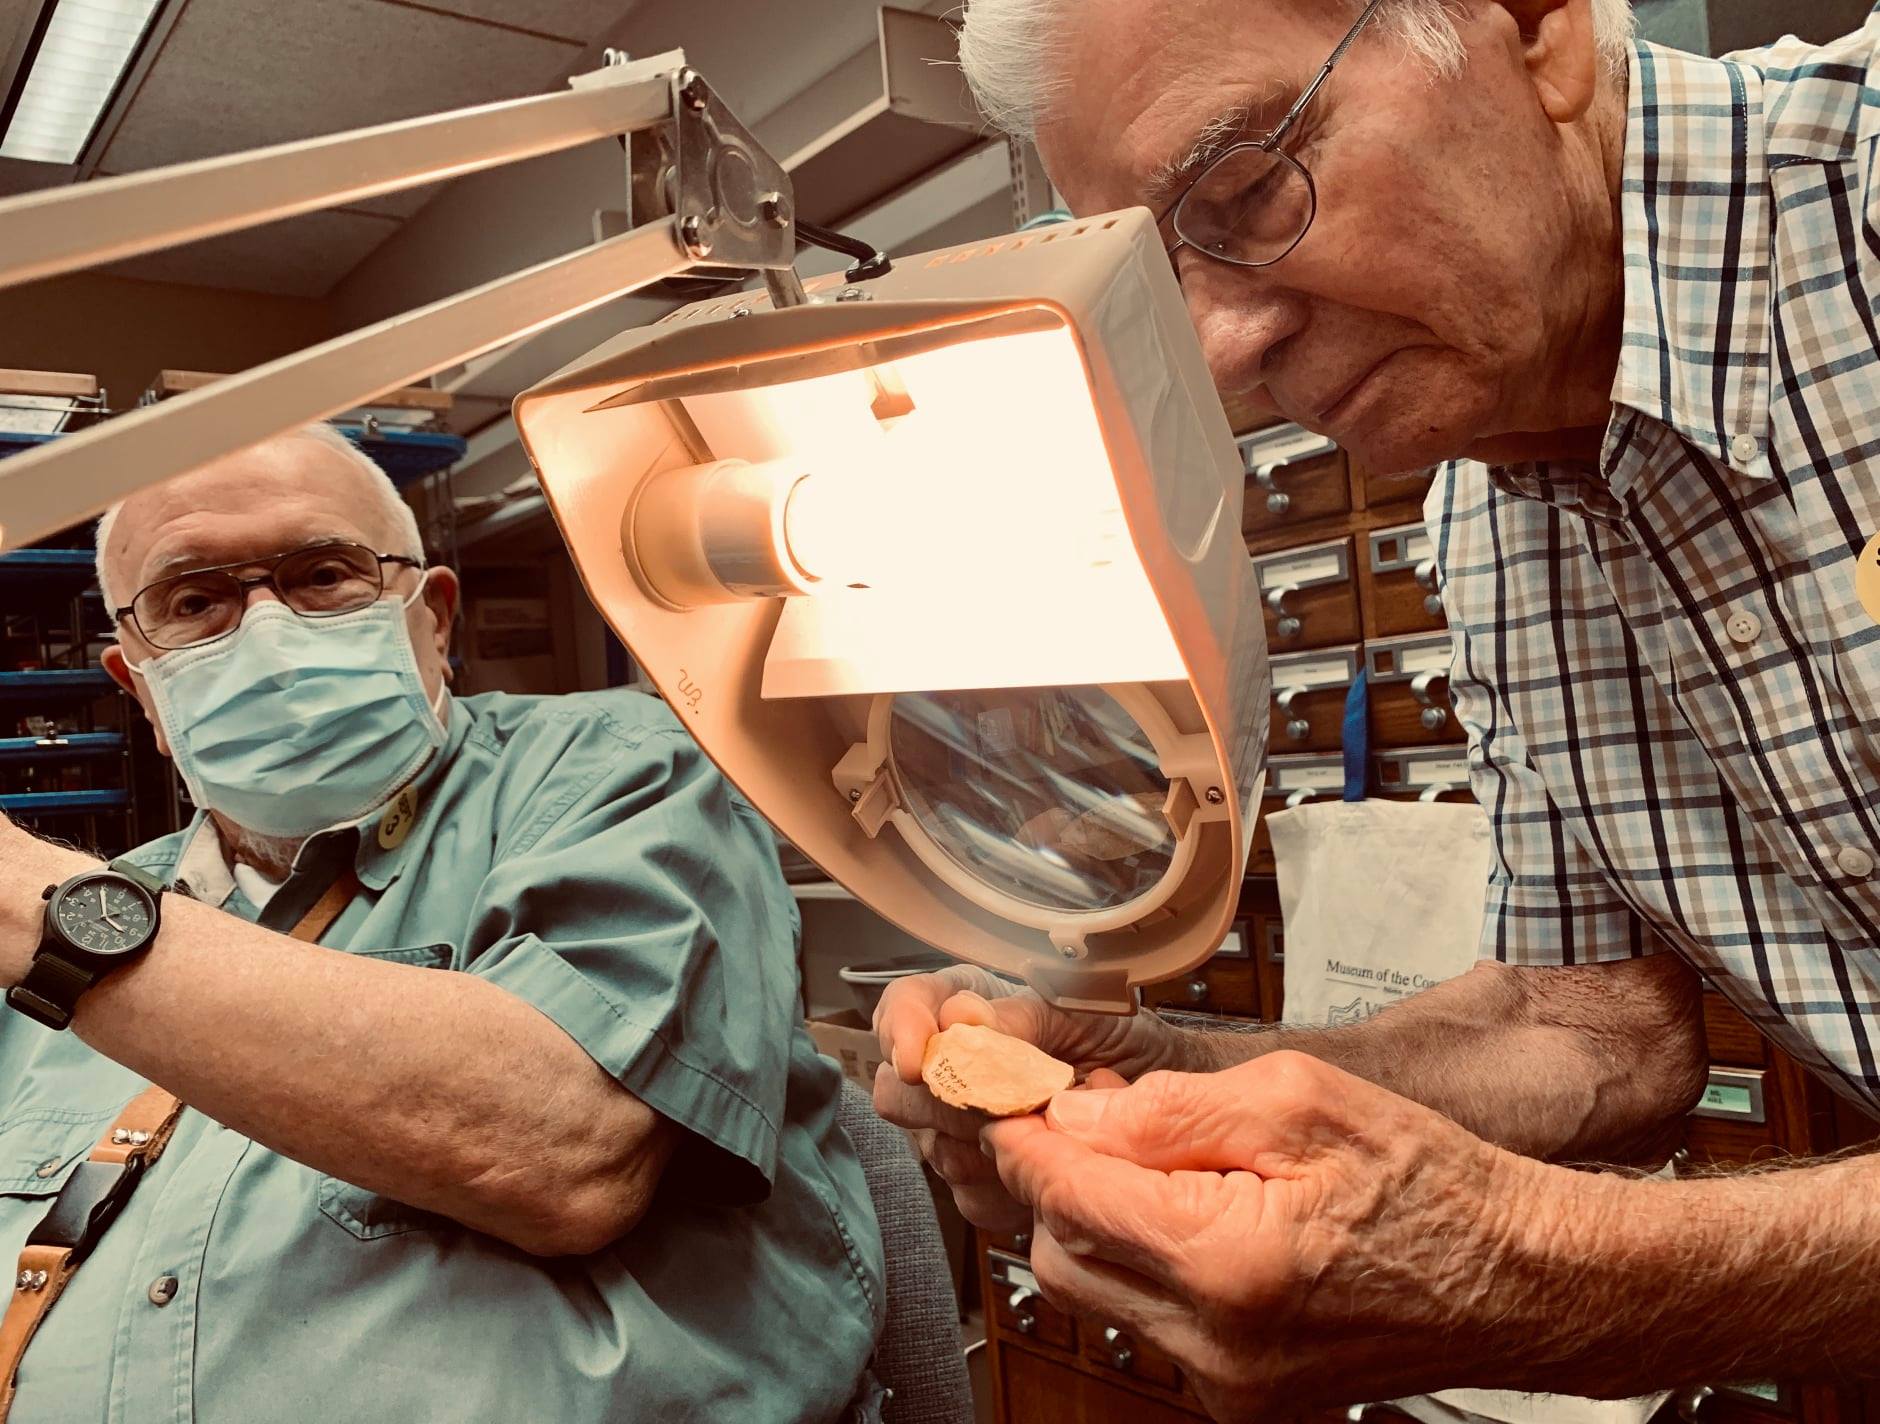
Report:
730,305,752,319
677,69,709,111
1058,944,1078,959
835,287,867,303
848,788,862,803
757,192,788,228
679,215,712,258
1205,787,1224,805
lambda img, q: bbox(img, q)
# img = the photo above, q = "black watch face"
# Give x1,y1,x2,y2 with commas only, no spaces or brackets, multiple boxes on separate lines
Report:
52,876,155,957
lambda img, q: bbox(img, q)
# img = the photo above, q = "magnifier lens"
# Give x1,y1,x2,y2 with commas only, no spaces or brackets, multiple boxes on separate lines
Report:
887,686,1174,914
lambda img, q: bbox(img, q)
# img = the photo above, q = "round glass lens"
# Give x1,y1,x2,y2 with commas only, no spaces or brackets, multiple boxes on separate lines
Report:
1175,146,1314,264
887,687,1176,914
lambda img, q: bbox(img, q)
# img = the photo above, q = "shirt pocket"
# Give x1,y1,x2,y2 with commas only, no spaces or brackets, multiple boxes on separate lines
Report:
0,1108,119,1205
318,944,455,1241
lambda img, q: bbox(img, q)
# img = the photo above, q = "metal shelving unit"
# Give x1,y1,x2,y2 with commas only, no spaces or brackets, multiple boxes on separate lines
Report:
0,371,155,854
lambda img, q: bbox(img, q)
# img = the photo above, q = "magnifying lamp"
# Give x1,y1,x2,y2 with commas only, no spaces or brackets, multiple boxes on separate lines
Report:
515,208,1268,1011
0,51,1267,1012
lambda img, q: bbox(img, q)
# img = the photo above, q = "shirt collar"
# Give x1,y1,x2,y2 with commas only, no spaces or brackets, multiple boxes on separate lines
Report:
169,693,470,900
1604,39,1775,480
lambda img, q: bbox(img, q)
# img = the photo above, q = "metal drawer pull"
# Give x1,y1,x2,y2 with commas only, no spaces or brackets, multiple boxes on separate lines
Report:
1102,1326,1134,1371
1414,558,1443,616
1675,1386,1712,1420
1007,1286,1037,1334
1417,783,1456,803
1411,670,1450,731
1276,686,1313,742
1284,787,1318,809
1181,977,1209,1006
1266,585,1302,641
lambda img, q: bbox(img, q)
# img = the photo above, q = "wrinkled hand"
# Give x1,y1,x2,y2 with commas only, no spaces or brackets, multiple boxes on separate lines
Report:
871,965,1190,1230
984,1051,1567,1420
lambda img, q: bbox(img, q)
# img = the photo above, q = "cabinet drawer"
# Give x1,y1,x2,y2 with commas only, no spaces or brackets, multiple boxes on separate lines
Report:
1255,913,1286,1023
1366,632,1461,747
1683,1066,1782,1167
1373,747,1475,803
1359,461,1438,512
1271,646,1359,755
1081,1317,1184,1393
1251,753,1345,874
1238,426,1351,545
1254,537,1360,652
1143,921,1259,1018
1702,988,1769,1068
988,1248,1076,1351
1366,521,1446,637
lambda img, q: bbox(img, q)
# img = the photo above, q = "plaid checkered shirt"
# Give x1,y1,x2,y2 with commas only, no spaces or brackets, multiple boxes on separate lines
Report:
1429,15,1880,1111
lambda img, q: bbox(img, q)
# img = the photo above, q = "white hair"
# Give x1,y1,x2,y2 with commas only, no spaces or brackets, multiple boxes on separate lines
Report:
94,423,423,610
959,0,1637,141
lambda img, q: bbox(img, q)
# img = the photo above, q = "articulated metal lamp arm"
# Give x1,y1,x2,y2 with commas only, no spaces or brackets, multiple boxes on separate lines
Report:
0,51,802,551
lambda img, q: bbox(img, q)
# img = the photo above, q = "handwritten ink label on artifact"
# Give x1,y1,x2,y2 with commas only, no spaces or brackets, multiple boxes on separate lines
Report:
377,787,418,851
921,1023,1075,1118
1857,532,1880,625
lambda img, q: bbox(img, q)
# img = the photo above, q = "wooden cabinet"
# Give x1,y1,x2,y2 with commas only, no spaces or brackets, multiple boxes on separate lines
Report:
1365,633,1463,746
1270,646,1360,754
1364,520,1448,638
1254,537,1361,652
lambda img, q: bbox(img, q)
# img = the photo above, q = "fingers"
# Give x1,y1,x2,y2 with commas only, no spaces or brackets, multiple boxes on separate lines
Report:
872,1061,987,1139
874,965,1008,1082
873,1062,1031,1231
1027,1221,1186,1335
1042,1052,1347,1174
982,1114,1258,1295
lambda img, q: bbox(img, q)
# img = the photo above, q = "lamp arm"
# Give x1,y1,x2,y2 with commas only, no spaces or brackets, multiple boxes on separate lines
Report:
0,50,803,552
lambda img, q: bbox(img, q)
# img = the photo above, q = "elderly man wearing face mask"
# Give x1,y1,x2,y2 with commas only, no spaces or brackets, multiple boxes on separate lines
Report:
877,0,1880,1418
0,425,885,1424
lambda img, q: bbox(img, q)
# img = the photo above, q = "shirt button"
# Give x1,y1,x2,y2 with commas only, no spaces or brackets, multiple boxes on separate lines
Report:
1725,610,1762,645
1731,433,1759,464
1837,846,1875,879
33,1157,62,1179
147,1275,178,1307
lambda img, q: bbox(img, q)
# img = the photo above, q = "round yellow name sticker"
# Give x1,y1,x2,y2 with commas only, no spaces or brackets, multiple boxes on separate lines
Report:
1858,532,1880,626
377,786,418,851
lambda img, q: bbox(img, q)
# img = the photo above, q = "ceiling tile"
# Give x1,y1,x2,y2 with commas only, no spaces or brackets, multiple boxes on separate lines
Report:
98,0,581,175
100,207,401,297
392,0,639,45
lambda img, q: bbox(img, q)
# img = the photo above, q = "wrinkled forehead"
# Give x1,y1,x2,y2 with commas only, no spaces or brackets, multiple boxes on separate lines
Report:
108,438,397,596
1034,0,1342,213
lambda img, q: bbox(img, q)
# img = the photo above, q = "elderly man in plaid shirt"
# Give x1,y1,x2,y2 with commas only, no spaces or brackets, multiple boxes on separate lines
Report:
875,0,1880,1415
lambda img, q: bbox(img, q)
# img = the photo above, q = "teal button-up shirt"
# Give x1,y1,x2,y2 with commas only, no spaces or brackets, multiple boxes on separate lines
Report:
0,689,884,1423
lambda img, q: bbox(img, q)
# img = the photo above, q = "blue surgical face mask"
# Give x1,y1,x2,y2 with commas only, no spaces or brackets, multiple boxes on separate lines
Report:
131,583,447,839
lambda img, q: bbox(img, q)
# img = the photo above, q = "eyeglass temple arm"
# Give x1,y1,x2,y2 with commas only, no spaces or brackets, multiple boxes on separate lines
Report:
1269,0,1390,146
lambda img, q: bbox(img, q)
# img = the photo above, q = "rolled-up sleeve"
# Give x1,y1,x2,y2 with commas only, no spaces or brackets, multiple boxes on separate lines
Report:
464,712,798,1202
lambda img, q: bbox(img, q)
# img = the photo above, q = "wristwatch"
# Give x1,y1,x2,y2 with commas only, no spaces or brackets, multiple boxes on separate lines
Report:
7,860,165,1030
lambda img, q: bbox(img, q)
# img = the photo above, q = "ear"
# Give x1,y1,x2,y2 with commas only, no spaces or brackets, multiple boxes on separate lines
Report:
101,644,172,758
1499,0,1598,123
421,567,462,681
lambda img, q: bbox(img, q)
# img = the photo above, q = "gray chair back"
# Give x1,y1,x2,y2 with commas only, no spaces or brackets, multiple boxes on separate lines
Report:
835,1078,975,1424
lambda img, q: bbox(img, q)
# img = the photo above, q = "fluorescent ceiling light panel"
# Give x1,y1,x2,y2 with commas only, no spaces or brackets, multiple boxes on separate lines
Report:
1,0,162,164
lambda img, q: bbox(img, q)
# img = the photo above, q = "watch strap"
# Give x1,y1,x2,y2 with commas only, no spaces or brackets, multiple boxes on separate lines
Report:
104,859,165,897
5,956,93,1032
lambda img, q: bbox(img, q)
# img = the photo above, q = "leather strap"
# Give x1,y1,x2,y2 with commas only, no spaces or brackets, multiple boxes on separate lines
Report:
288,869,359,945
0,865,359,1419
0,1087,183,1422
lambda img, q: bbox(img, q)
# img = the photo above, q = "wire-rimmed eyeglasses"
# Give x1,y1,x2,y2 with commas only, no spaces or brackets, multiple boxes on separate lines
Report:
1159,0,1387,270
115,540,424,651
